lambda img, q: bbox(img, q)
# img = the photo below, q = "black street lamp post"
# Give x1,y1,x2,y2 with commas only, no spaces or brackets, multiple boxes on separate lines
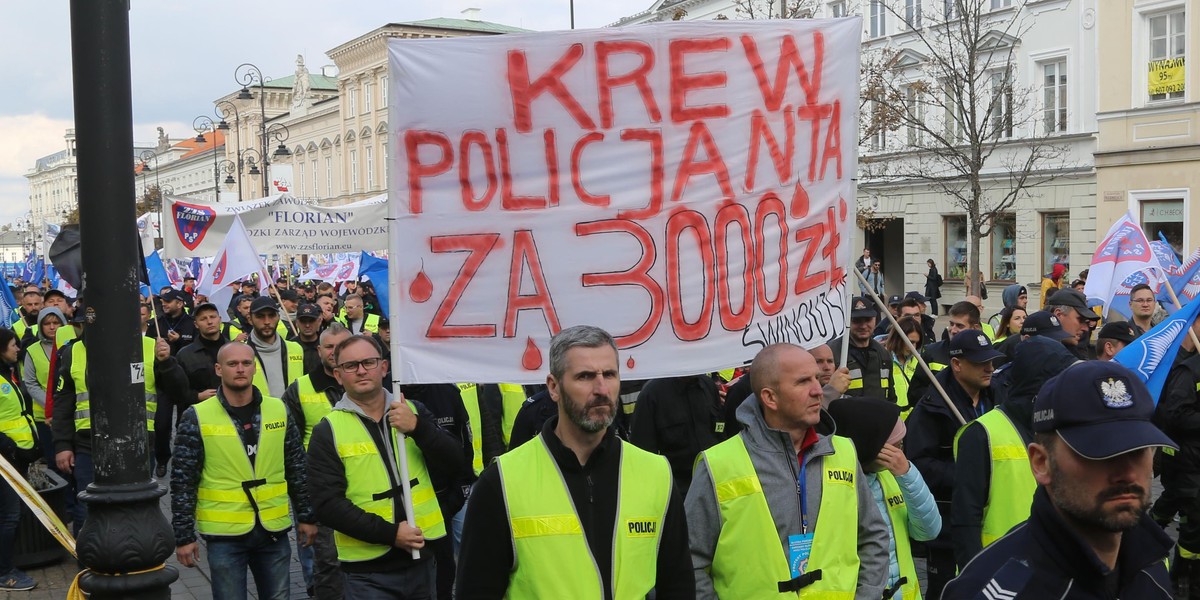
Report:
235,63,291,197
215,100,243,201
69,0,178,596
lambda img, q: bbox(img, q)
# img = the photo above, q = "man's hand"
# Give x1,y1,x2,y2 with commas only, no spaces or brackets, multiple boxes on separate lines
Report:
166,330,181,343
830,367,851,394
297,523,318,547
155,338,171,362
394,521,425,550
388,399,417,434
234,332,249,344
198,389,218,401
176,542,200,568
876,443,910,476
55,450,74,474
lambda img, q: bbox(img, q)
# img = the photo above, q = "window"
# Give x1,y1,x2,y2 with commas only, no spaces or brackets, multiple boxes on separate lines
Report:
381,75,388,107
905,0,922,29
990,69,1014,138
945,215,968,280
363,81,372,113
311,160,318,197
1148,11,1185,101
325,157,332,196
298,161,305,196
944,0,960,20
1142,199,1185,254
829,1,846,17
348,88,357,117
350,150,359,191
991,0,1012,8
870,0,886,38
870,100,887,151
990,214,1016,281
904,85,924,145
366,147,375,188
1042,60,1067,134
1042,212,1070,276
943,80,964,142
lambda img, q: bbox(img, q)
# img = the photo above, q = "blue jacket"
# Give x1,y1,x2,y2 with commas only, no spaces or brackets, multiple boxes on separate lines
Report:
944,487,1172,599
866,467,941,594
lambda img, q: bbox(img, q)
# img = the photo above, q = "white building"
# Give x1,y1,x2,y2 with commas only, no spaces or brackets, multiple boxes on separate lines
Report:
0,230,24,264
134,130,227,203
614,0,1100,308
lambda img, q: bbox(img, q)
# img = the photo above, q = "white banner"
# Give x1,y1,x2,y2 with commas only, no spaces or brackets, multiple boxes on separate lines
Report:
389,19,860,383
298,253,362,283
162,194,388,258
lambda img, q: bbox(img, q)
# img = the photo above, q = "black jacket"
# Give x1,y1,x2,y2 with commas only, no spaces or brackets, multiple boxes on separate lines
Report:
399,383,474,516
906,340,952,407
904,367,994,549
149,311,196,355
629,375,724,493
307,393,467,573
176,335,226,413
828,336,896,403
52,337,188,454
944,487,1173,599
1155,350,1200,472
508,390,557,450
455,417,693,599
169,387,314,546
925,266,942,299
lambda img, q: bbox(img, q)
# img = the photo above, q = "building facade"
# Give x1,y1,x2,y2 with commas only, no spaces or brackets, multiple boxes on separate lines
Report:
615,0,1101,308
134,130,227,203
1096,0,1197,259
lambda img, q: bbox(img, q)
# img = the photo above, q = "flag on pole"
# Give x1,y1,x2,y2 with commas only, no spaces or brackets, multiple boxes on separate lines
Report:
1114,296,1200,403
359,252,389,319
198,215,271,305
1083,211,1167,316
1165,249,1200,307
0,283,18,329
145,251,173,293
20,249,43,284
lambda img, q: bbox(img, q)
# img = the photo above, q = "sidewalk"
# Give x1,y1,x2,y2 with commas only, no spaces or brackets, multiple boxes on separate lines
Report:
2,484,310,599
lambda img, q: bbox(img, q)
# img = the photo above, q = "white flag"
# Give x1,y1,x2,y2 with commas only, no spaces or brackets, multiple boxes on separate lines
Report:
198,215,270,300
1084,211,1167,316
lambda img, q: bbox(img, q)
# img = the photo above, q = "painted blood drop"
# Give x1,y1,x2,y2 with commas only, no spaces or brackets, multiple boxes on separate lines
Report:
626,356,635,370
521,337,543,370
409,269,432,303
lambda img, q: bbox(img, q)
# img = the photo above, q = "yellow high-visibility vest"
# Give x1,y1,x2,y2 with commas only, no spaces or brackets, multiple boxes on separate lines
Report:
67,338,157,432
953,408,1035,547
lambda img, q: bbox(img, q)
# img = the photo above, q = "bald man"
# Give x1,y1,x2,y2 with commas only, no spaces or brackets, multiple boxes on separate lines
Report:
722,344,850,438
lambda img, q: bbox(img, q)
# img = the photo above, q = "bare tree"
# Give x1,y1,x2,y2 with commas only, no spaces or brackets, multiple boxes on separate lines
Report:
860,0,1074,294
732,0,819,19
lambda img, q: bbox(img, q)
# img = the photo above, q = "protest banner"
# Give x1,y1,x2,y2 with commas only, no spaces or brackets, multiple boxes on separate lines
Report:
162,194,388,258
389,18,861,384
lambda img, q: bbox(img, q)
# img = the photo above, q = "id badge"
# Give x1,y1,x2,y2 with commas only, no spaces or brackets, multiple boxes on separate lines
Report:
787,533,814,578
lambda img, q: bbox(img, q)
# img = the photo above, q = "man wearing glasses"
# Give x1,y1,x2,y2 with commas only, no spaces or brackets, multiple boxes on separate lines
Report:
307,335,467,598
1129,284,1159,336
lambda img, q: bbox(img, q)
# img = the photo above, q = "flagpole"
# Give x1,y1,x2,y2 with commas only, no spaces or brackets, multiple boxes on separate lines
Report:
840,223,855,370
853,267,965,425
1162,279,1200,350
269,285,297,337
385,192,419,559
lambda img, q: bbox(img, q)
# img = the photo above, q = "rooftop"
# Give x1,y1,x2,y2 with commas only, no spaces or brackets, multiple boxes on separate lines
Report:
0,230,25,247
257,73,338,91
392,17,532,34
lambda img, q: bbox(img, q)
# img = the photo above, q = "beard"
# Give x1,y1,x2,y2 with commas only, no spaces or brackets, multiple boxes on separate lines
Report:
1048,457,1148,533
561,389,616,434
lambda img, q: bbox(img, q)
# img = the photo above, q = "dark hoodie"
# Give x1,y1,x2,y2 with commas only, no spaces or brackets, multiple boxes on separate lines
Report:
950,335,1079,566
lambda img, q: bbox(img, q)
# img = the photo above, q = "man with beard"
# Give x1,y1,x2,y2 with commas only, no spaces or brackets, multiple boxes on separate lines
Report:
456,326,693,598
828,297,896,402
11,290,41,344
944,362,1175,598
1048,288,1101,360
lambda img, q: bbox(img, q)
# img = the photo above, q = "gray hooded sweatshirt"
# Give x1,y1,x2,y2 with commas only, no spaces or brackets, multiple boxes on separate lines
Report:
22,306,67,415
686,394,889,599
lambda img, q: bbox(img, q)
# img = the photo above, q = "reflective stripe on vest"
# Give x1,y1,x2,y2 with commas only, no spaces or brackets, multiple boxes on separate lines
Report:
847,368,891,391
70,338,157,432
953,409,1035,547
0,375,34,449
296,375,332,450
498,383,526,448
27,343,52,422
893,355,918,417
702,434,860,599
327,406,445,561
339,313,380,335
457,383,485,476
251,339,305,398
497,436,672,600
194,396,292,536
877,471,921,600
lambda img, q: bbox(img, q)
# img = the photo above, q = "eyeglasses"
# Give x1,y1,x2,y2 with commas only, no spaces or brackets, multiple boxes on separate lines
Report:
1132,298,1157,304
336,357,382,373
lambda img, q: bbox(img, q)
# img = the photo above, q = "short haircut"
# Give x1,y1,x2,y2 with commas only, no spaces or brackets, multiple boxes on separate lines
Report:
320,322,351,343
21,290,40,300
1129,283,1154,297
343,294,363,305
332,334,384,364
316,282,334,293
749,343,802,397
899,298,922,311
548,325,618,381
948,301,981,326
193,303,220,317
237,296,252,306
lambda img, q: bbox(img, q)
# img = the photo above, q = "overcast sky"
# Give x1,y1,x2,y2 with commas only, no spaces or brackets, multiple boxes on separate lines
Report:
0,0,653,229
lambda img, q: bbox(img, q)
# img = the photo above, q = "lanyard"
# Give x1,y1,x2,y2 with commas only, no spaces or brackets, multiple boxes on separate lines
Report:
796,453,809,534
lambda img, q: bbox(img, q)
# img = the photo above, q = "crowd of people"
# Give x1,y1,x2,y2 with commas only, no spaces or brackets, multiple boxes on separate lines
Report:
0,247,1191,599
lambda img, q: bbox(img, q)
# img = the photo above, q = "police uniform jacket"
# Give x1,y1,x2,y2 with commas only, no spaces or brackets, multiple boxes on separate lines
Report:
943,487,1172,599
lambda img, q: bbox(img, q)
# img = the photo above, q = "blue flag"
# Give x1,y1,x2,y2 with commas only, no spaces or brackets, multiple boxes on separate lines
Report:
20,249,43,284
1115,295,1200,403
144,251,173,293
359,252,389,319
0,283,17,329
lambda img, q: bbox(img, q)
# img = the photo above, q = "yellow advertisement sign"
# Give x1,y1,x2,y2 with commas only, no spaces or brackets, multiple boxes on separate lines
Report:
1149,57,1185,96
